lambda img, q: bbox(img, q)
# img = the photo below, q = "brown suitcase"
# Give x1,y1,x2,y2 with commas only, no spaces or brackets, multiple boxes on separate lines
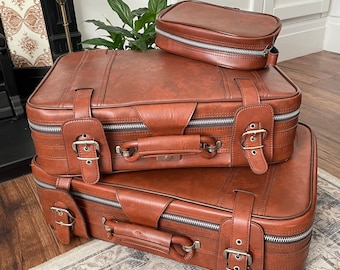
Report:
26,49,301,183
156,1,281,70
32,123,317,270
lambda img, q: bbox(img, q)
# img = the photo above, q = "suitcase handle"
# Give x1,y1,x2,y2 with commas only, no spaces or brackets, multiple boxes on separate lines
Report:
116,135,221,162
102,218,199,261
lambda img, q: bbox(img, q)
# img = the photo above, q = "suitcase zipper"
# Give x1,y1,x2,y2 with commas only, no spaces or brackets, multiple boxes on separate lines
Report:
28,109,299,134
35,178,312,244
162,213,313,244
156,27,273,57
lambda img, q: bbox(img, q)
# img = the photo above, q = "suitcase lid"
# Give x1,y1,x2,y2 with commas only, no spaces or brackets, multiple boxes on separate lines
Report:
27,50,300,122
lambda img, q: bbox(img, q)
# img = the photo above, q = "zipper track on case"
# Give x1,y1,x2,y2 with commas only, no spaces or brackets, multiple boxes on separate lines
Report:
35,178,312,244
28,109,299,134
155,27,272,57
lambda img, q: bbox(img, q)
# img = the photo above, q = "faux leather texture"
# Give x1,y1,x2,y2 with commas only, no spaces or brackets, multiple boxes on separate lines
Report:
26,49,301,177
32,123,317,270
156,1,281,70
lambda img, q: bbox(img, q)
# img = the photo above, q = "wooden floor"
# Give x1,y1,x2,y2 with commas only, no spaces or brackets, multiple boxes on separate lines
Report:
0,51,339,270
279,51,340,178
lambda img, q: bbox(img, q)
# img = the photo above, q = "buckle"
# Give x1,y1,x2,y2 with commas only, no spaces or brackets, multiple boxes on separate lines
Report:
72,140,100,162
223,248,253,267
241,129,267,150
72,140,100,153
50,207,75,227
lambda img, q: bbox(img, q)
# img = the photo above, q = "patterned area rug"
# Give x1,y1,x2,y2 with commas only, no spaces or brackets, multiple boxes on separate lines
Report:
30,168,340,270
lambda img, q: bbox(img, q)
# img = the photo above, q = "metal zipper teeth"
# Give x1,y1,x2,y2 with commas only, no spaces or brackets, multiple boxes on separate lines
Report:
161,213,313,244
35,178,311,244
28,109,299,134
155,27,272,57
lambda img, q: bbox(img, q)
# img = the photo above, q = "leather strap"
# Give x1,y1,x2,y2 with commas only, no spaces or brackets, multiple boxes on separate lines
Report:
52,201,73,244
227,191,255,270
62,88,112,183
216,191,264,270
56,177,72,191
61,52,116,179
232,78,274,174
62,118,112,184
73,88,93,119
237,78,260,106
37,187,89,244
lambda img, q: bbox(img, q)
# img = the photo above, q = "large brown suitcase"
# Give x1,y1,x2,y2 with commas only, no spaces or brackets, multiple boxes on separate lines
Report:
26,49,301,183
156,1,282,70
32,123,317,270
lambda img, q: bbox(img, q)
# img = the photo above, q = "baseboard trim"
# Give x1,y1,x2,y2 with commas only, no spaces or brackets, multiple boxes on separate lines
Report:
323,16,340,53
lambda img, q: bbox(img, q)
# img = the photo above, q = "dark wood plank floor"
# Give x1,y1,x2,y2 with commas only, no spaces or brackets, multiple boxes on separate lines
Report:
279,51,340,178
0,51,339,270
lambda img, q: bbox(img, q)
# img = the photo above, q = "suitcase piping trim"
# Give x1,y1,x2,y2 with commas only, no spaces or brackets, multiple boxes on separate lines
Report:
34,177,313,245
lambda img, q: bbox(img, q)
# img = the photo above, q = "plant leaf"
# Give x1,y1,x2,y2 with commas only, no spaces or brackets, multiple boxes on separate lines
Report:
81,38,117,49
107,0,134,28
111,34,125,50
100,25,134,38
85,19,108,29
148,0,167,13
129,37,147,51
85,19,134,38
132,7,149,17
134,12,156,32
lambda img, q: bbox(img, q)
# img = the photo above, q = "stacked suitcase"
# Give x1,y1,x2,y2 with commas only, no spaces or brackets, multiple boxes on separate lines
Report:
26,2,317,270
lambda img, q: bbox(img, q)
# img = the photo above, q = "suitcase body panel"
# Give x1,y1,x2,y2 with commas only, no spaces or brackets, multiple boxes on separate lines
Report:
32,124,317,270
26,50,301,178
156,1,282,70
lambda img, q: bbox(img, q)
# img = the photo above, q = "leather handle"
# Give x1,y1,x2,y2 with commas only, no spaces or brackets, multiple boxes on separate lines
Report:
116,135,221,162
103,219,198,261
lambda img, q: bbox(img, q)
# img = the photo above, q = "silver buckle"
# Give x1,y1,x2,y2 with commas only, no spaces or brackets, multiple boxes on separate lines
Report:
72,140,100,153
223,248,253,266
241,129,267,150
72,140,100,162
50,207,75,227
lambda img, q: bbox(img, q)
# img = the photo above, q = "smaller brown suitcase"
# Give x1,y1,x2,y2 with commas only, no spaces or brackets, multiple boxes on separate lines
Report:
156,1,282,70
32,123,317,270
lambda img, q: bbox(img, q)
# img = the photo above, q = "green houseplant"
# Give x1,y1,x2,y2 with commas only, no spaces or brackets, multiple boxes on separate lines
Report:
82,0,168,51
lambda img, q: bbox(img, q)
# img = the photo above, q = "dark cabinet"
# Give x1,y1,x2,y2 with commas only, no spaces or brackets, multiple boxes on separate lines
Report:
0,32,24,120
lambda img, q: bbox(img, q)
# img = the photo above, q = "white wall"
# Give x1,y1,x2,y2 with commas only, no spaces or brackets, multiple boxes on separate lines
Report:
73,0,149,42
